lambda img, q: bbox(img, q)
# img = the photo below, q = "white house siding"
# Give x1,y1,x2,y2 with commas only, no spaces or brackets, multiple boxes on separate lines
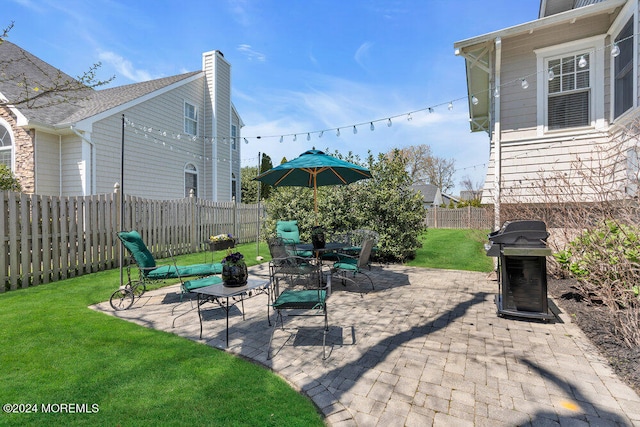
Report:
91,78,207,199
34,131,61,196
60,134,85,196
482,11,622,204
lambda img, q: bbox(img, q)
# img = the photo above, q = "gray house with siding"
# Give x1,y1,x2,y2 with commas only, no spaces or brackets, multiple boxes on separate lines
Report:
454,0,639,207
0,41,242,201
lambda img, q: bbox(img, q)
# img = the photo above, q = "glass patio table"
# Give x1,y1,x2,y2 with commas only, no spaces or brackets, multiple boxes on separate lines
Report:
192,277,270,346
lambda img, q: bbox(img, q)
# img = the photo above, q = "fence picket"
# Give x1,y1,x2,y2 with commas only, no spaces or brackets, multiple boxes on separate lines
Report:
0,191,265,291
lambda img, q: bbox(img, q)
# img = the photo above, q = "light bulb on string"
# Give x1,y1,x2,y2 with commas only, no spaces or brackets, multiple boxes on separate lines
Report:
407,113,413,121
279,136,283,143
370,122,375,131
336,128,341,137
611,43,620,57
353,126,358,134
578,55,587,68
387,118,392,127
244,138,249,144
521,78,529,89
318,130,323,138
428,107,434,113
493,87,500,98
293,134,297,142
307,133,310,141
471,96,479,106
548,68,555,81
448,102,453,111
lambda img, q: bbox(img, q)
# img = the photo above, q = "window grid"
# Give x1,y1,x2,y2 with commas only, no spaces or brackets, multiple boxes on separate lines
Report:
547,53,591,130
184,102,198,136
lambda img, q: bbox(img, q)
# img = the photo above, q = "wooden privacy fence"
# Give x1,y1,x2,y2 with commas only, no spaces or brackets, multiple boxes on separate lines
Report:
425,206,493,229
0,190,264,292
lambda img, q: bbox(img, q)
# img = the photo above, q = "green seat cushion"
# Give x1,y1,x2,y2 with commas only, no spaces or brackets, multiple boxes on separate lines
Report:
118,230,156,270
333,261,358,271
273,289,326,309
147,263,223,280
276,220,301,244
183,275,223,292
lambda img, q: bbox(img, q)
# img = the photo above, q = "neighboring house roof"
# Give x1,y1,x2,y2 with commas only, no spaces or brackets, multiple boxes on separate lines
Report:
61,71,201,125
0,40,201,128
412,183,443,205
454,0,627,133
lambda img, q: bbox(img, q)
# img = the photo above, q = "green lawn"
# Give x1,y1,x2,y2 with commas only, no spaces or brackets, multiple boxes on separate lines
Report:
0,242,321,427
406,228,494,272
0,230,491,426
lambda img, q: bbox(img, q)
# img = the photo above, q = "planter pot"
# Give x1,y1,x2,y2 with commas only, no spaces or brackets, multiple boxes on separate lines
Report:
209,240,235,251
311,226,325,249
221,262,248,287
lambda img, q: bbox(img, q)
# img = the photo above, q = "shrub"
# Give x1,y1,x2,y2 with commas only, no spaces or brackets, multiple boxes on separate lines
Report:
263,150,426,261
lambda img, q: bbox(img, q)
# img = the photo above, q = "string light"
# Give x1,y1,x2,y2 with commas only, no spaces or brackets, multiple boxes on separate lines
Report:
578,55,587,68
125,37,629,147
611,43,620,57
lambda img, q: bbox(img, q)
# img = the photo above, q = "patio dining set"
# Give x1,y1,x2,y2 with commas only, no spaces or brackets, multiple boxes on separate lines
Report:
109,221,379,360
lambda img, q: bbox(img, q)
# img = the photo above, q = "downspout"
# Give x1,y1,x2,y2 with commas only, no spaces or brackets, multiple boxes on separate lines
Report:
70,125,95,195
493,37,502,231
59,135,62,197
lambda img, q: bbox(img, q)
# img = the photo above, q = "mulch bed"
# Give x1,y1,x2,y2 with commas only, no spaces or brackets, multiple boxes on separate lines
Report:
547,278,640,396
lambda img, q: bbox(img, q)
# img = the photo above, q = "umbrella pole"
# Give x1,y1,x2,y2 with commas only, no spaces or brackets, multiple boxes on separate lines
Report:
313,174,318,225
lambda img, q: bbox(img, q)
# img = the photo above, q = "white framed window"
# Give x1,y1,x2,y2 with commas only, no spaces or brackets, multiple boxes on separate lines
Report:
184,102,198,136
535,36,605,135
231,124,237,150
0,122,13,169
185,163,198,197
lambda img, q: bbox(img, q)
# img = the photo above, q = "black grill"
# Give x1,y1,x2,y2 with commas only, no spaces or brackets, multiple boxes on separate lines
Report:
485,220,554,321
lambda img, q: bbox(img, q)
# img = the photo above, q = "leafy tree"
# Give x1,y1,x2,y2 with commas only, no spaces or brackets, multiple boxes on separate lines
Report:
0,164,21,191
240,166,259,204
259,153,273,200
394,144,456,192
1,21,114,109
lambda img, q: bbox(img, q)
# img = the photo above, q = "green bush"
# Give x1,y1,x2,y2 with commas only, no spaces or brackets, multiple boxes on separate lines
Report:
555,219,640,309
0,164,21,191
263,150,426,261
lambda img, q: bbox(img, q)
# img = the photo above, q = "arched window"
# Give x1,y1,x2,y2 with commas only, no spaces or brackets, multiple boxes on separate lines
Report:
0,122,13,169
185,163,198,197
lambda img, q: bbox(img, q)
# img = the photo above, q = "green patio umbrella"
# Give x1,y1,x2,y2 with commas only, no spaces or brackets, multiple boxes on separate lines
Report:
254,149,372,220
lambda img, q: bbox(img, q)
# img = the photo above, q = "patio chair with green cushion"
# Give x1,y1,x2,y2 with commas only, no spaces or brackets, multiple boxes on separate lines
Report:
341,229,379,269
268,237,319,297
276,220,313,257
118,230,222,301
331,238,375,292
267,251,330,360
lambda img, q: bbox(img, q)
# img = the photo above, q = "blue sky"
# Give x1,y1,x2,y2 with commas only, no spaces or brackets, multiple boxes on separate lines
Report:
5,0,540,194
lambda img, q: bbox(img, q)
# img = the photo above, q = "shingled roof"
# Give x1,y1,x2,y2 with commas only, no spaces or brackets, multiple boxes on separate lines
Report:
0,40,200,127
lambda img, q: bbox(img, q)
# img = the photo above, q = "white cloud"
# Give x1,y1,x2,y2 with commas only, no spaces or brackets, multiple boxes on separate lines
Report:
354,41,373,71
98,50,157,82
237,44,266,62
